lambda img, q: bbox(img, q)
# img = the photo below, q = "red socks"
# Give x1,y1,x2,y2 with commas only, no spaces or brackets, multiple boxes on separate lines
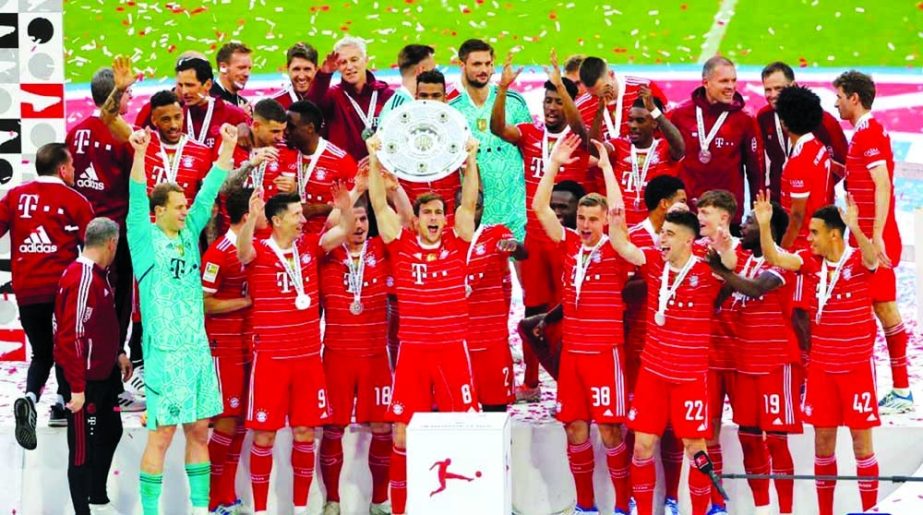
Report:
249,442,274,512
661,428,684,500
320,427,345,502
567,441,596,509
291,441,315,507
630,455,655,515
814,454,837,515
606,441,630,512
207,429,233,510
766,433,794,513
857,453,879,511
220,425,247,505
738,431,770,508
369,432,392,504
885,323,909,389
706,444,725,508
688,464,712,515
390,445,407,514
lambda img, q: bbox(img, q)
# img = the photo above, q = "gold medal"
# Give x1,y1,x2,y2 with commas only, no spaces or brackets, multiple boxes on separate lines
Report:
477,118,487,132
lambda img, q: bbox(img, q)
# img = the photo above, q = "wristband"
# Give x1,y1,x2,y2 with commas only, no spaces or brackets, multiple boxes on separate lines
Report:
650,107,664,119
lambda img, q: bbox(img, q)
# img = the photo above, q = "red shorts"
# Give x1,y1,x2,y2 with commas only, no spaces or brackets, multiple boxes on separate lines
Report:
869,265,896,303
628,368,710,439
246,353,330,431
556,349,628,424
468,344,514,406
804,361,880,429
732,365,803,433
625,349,642,398
212,354,250,418
323,349,392,426
707,369,735,422
520,234,563,308
387,343,479,424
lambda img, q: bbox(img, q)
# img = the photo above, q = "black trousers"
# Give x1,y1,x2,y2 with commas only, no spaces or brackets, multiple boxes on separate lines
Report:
65,372,123,514
19,302,68,400
111,226,134,355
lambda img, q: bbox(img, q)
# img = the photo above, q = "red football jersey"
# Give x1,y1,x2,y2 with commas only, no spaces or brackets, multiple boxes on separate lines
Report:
844,113,901,263
609,137,680,227
559,229,630,352
638,247,721,382
221,144,300,236
575,76,668,140
516,123,593,242
269,87,306,110
319,238,390,355
135,97,249,151
298,138,357,234
797,248,877,373
465,224,514,352
731,256,799,375
142,133,213,206
65,113,132,225
387,227,469,347
246,234,324,358
694,238,746,371
202,230,250,357
399,172,462,230
780,133,831,249
624,220,659,362
0,178,94,305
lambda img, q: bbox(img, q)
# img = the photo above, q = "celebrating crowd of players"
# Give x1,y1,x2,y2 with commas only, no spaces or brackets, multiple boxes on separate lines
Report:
0,32,909,515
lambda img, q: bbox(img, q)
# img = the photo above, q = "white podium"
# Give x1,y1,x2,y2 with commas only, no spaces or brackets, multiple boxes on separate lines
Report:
406,412,512,515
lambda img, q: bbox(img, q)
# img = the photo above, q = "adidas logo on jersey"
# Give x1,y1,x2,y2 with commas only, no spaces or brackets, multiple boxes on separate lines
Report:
19,226,58,253
76,163,105,191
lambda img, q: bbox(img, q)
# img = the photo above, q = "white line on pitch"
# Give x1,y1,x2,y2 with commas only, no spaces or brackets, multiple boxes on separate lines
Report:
698,0,739,64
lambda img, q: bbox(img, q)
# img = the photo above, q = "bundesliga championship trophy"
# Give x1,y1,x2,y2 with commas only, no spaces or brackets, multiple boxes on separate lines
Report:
376,100,470,183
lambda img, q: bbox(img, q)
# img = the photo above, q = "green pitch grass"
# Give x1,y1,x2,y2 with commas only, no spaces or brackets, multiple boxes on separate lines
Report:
64,1,922,83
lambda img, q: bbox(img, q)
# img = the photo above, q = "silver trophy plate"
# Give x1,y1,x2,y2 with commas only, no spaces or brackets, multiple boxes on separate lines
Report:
377,100,469,183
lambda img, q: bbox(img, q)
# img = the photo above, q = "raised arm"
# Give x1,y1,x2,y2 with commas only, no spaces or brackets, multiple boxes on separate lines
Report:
320,182,356,252
100,55,137,142
607,206,645,267
842,192,879,270
187,124,236,236
221,146,278,194
754,191,803,271
533,134,580,243
546,49,587,140
237,189,264,265
382,170,414,227
305,51,337,112
366,136,402,243
454,138,481,242
587,86,614,157
490,53,524,144
592,139,625,215
641,85,684,161
707,249,783,298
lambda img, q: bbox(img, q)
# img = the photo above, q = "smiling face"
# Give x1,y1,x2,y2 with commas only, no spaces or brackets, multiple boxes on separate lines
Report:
543,89,567,131
288,57,317,94
696,205,728,238
551,190,579,228
337,45,368,86
461,50,494,88
740,212,760,251
414,199,447,244
271,201,306,239
703,63,737,104
807,217,836,256
151,102,184,144
576,203,606,246
156,191,189,233
659,220,695,262
762,70,792,110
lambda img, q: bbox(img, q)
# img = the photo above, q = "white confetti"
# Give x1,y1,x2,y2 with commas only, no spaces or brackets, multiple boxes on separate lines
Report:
855,7,865,13
888,42,895,51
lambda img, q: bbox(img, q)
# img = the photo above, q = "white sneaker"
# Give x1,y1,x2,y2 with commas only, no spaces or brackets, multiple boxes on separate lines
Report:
370,501,392,515
879,390,914,415
89,503,122,515
126,365,146,398
117,391,146,412
323,501,341,515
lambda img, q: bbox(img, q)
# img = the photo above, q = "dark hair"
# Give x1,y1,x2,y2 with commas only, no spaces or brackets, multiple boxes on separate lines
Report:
253,98,287,123
175,56,213,84
644,175,685,212
416,69,446,89
353,193,370,212
811,205,846,235
553,180,586,200
833,70,876,110
702,56,735,79
544,78,579,101
150,90,180,111
458,39,493,62
264,192,302,226
578,56,607,89
697,189,738,218
225,187,254,225
664,209,699,238
35,143,70,177
398,44,435,75
768,201,790,244
775,85,823,135
216,42,251,67
287,42,318,66
631,96,666,112
761,61,795,82
413,192,446,215
563,54,585,74
287,100,324,130
90,68,115,107
150,183,184,213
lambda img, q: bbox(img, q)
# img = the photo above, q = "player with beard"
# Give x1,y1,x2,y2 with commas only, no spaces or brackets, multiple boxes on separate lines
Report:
378,44,437,119
270,43,319,109
450,38,532,241
758,61,847,203
310,36,394,160
284,100,358,233
365,131,481,515
757,193,881,515
708,205,802,515
575,56,667,140
211,42,253,111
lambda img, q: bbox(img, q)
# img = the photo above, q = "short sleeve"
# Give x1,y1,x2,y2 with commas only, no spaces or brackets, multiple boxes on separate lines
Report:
201,246,226,293
786,157,811,199
860,130,888,170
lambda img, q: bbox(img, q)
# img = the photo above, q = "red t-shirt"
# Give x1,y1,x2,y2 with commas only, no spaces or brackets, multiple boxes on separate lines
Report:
465,224,514,352
298,138,357,234
575,76,668,140
844,114,901,263
135,97,249,151
516,123,593,242
695,238,746,371
387,227,469,347
559,229,630,352
780,133,831,249
319,238,390,355
638,248,721,382
201,230,250,358
797,248,877,373
246,234,324,358
269,87,305,110
65,114,132,226
142,133,213,206
624,220,659,362
608,137,680,227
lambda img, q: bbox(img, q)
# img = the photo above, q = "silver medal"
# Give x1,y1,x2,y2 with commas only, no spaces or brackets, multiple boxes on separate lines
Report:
350,299,364,315
295,294,311,310
698,149,711,164
654,311,666,326
465,284,473,297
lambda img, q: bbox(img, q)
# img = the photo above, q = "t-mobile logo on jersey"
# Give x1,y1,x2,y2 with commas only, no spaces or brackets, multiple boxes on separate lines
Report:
411,263,428,285
17,194,39,219
73,129,92,154
528,157,545,178
151,166,170,185
276,271,292,292
429,458,481,497
169,258,186,279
